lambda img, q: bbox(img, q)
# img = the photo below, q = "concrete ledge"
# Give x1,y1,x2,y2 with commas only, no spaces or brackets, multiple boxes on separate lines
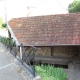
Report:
14,57,41,80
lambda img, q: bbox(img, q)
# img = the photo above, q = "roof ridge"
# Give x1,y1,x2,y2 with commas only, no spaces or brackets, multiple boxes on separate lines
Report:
9,13,80,20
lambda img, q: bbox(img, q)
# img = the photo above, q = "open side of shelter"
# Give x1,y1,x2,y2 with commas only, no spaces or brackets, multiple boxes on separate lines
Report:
7,13,80,71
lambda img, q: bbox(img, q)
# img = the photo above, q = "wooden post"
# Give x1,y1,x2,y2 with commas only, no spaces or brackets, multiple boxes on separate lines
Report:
73,46,79,57
8,30,12,51
20,45,23,60
51,47,54,56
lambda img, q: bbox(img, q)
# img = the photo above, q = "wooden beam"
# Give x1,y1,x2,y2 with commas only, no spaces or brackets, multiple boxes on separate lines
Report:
8,30,11,38
30,55,80,65
18,44,80,47
8,30,12,51
7,24,19,46
73,46,79,57
30,55,70,65
51,47,53,56
14,46,19,57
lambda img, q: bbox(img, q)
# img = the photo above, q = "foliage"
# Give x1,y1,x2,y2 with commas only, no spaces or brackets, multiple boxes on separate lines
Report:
68,0,80,13
11,39,16,47
35,64,67,80
0,17,7,29
0,37,16,47
2,23,7,28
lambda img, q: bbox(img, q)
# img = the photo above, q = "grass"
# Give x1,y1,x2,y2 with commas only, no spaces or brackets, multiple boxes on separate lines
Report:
0,37,16,47
35,64,67,80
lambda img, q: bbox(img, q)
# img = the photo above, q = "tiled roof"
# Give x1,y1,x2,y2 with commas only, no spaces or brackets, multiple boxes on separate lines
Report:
8,13,80,46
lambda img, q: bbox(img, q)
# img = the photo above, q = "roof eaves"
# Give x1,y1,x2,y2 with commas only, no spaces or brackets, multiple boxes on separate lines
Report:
7,22,19,46
21,44,80,47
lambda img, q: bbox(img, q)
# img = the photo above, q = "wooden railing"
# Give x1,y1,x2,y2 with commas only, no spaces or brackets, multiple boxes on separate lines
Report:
0,37,36,77
19,43,36,77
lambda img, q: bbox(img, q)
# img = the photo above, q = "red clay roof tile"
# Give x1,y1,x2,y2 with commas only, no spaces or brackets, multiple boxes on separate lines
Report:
8,13,80,46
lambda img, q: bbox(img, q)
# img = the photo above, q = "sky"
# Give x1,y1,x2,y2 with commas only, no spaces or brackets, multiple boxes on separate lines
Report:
0,0,74,21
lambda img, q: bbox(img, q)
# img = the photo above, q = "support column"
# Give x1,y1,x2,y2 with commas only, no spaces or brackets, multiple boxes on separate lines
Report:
51,47,54,56
8,30,12,51
20,45,23,60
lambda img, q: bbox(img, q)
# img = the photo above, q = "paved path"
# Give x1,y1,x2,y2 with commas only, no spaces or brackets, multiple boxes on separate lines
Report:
64,61,80,80
0,43,24,80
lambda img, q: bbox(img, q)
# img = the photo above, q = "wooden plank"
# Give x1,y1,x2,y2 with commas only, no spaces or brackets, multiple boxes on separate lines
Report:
8,30,12,51
21,44,80,47
30,55,80,65
51,47,53,56
35,56,68,65
7,24,19,46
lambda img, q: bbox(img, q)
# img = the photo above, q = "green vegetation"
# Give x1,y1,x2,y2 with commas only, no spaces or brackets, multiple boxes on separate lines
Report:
35,64,67,80
68,0,80,13
0,17,7,29
0,37,16,47
0,37,9,46
2,23,7,28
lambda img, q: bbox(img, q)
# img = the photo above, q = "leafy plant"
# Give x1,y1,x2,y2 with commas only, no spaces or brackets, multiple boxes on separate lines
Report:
0,37,16,47
35,64,67,80
68,0,80,13
2,23,7,28
0,18,6,29
11,40,16,47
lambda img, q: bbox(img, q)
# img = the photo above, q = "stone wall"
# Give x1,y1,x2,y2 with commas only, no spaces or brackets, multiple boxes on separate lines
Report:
16,46,80,58
35,46,80,58
35,47,51,56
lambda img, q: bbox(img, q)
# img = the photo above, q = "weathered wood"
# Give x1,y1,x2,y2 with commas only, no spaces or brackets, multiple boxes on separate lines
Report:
73,46,79,57
8,30,12,51
30,55,79,65
19,44,80,47
51,47,53,56
16,47,20,54
7,24,19,46
35,56,68,65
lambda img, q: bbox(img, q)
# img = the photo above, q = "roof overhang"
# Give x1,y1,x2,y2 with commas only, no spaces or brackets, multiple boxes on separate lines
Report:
7,22,19,46
18,43,80,47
